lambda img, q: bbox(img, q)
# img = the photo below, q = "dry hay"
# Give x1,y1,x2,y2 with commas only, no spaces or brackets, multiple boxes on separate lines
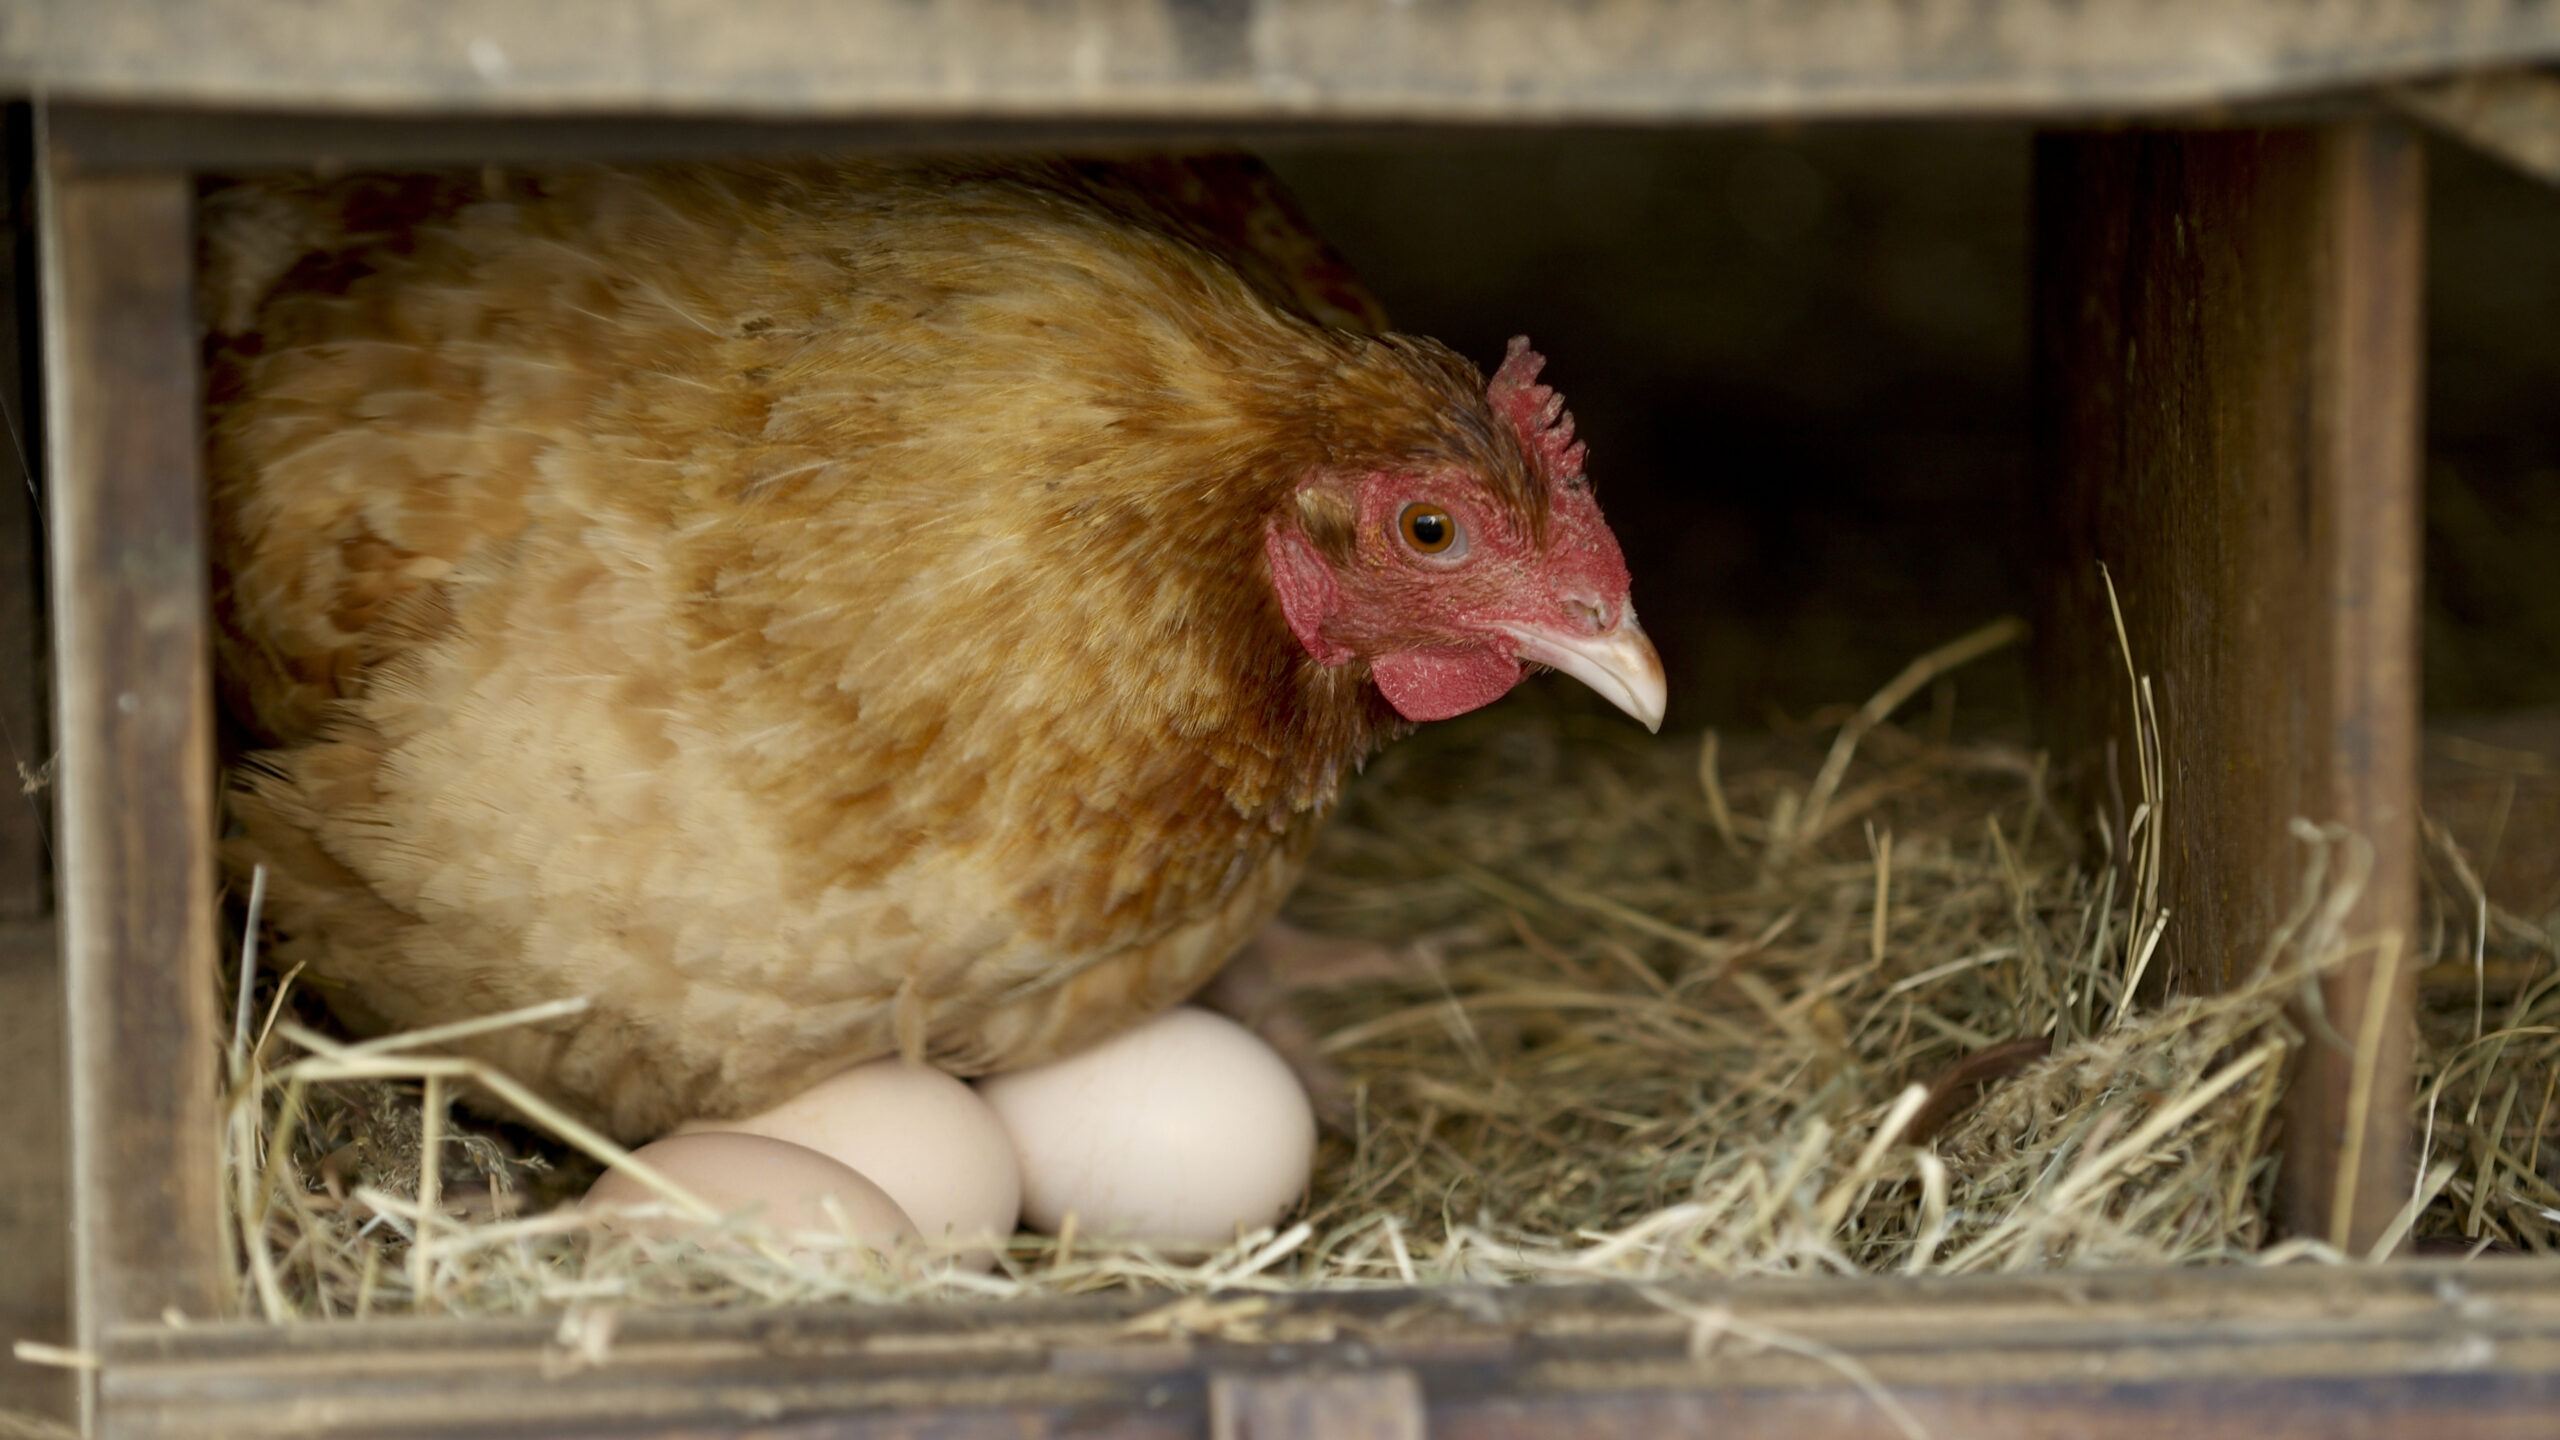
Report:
2410,812,2560,1257
212,617,2547,1322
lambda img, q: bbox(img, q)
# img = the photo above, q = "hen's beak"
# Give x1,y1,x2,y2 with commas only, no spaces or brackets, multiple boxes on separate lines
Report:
1506,611,1668,733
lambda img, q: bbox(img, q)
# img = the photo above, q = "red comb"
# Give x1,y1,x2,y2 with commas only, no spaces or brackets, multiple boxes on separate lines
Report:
1487,335,1586,489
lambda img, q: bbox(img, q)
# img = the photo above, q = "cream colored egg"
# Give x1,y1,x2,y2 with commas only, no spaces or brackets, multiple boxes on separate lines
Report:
975,1006,1315,1248
581,1131,917,1257
690,1059,1022,1268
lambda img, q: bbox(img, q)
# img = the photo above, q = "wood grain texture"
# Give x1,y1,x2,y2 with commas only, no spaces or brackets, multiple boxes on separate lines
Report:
90,1261,2560,1438
0,921,71,1429
4,0,2560,123
1212,1368,1424,1440
38,132,225,1408
2030,124,2423,1254
2397,66,2560,188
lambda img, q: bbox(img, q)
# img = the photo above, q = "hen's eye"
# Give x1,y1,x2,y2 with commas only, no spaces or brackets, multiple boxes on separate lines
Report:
1398,502,1461,556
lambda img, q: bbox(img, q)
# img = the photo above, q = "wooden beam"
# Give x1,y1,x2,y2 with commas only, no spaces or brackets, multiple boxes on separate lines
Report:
5,0,2560,125
0,919,71,1428
37,114,225,1422
91,1261,2560,1438
2030,124,2423,1255
2396,66,2560,190
1212,1369,1425,1440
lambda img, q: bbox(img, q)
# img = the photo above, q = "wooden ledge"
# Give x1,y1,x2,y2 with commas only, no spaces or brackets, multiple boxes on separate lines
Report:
6,1,2560,127
92,1261,2560,1438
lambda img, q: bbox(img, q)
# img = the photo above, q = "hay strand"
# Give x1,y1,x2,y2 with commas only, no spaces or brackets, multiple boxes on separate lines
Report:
213,618,2540,1321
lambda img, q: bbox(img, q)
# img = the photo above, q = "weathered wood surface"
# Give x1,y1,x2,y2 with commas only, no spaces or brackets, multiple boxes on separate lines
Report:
1212,1368,1425,1440
2398,66,2560,189
37,124,226,1427
4,1,2560,123
0,920,71,1430
2030,124,2424,1254
93,1261,2560,1438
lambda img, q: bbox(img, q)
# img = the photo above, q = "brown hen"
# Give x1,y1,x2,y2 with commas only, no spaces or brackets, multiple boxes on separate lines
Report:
207,156,1663,1141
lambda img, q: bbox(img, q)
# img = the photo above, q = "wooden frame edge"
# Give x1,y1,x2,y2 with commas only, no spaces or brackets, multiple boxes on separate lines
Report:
37,105,228,1434
90,1260,2560,1438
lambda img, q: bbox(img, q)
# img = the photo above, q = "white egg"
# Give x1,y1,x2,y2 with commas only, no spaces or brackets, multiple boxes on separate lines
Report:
581,1131,917,1257
691,1058,1022,1268
975,1006,1315,1248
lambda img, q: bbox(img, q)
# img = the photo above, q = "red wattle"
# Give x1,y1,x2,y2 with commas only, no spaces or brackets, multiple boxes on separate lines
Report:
1370,646,1523,722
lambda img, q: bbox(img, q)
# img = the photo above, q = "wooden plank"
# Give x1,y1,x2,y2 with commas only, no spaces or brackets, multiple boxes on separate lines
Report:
1212,1369,1424,1440
0,103,50,920
90,1261,2560,1437
2397,67,2560,189
0,919,71,1429
3,0,2560,125
34,103,1304,174
37,117,225,1424
2030,124,2424,1255
0,109,67,1436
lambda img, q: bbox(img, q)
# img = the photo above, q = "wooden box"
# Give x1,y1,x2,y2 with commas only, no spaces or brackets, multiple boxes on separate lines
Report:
9,2,2560,1434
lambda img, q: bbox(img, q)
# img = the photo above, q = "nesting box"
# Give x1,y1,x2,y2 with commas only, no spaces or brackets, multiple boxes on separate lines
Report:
10,2,2560,1435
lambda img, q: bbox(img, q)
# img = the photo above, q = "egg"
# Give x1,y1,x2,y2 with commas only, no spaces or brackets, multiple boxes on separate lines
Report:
689,1058,1022,1268
581,1131,917,1258
975,1006,1316,1248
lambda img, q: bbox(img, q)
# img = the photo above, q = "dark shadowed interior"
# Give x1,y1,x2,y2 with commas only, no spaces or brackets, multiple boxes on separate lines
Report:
1263,126,2560,730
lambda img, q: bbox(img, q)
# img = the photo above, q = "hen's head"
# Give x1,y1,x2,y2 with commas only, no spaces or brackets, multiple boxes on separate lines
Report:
1264,337,1665,732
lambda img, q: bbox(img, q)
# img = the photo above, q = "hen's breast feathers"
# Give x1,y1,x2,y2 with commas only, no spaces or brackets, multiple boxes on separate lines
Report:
210,160,1460,1136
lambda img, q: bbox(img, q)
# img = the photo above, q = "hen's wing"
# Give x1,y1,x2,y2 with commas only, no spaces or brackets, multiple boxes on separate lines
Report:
205,173,569,744
205,158,1389,1140
204,156,1377,746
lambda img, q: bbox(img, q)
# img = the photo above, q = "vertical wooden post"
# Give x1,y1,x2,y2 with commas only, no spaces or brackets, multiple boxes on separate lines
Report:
0,112,70,1428
38,114,225,1423
2032,124,2423,1255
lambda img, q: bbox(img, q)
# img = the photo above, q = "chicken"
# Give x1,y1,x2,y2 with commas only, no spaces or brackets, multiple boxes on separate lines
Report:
206,156,1664,1142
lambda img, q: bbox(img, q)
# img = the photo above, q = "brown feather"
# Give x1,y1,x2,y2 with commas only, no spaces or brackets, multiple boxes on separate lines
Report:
210,157,1553,1140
